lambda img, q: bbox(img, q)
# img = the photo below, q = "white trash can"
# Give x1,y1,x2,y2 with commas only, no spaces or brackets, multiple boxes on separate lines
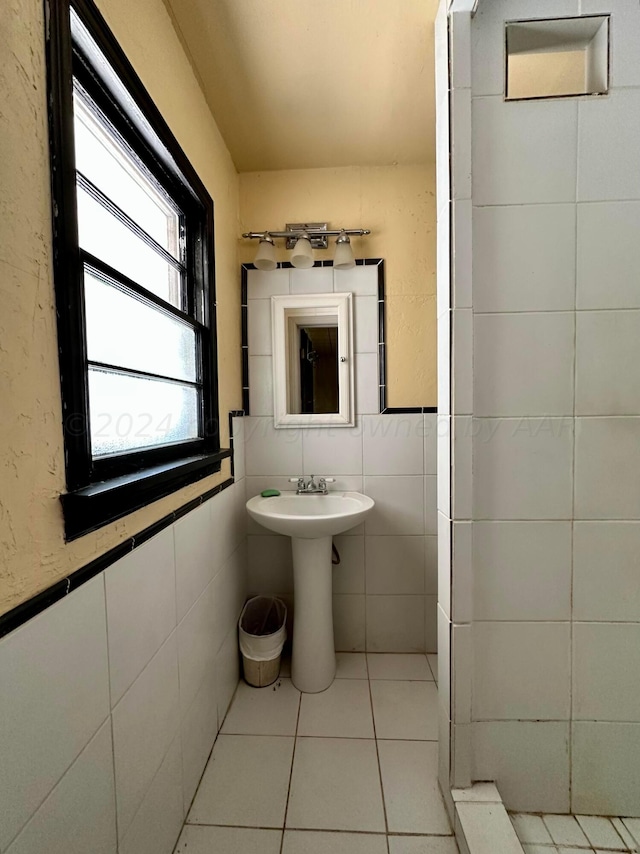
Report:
239,596,287,688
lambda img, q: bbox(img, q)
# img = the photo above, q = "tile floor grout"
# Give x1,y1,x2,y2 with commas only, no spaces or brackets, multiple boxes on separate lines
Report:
365,651,391,854
175,652,457,854
278,682,302,854
510,811,640,854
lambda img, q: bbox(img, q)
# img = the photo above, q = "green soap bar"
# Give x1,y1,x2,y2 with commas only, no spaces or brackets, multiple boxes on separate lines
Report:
260,489,281,497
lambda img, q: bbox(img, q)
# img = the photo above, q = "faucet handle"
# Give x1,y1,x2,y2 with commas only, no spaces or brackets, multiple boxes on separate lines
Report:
321,478,335,483
289,477,305,485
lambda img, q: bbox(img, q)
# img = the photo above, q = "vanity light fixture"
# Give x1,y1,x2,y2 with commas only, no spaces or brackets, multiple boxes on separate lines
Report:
242,222,370,271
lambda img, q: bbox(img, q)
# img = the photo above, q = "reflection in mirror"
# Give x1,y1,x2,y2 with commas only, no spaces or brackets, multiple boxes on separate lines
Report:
299,325,338,414
272,293,354,427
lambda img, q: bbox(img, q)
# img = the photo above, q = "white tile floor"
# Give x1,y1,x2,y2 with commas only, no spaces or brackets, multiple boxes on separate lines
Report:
174,653,458,854
511,812,640,854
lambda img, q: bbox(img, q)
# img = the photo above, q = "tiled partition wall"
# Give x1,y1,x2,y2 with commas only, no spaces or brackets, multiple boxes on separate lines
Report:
435,0,475,815
243,265,438,652
445,0,640,818
0,418,247,854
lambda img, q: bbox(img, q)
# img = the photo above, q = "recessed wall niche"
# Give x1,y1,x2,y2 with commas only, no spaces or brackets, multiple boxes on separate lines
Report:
505,15,609,101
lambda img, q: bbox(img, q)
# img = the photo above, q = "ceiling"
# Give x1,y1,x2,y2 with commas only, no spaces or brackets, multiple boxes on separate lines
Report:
165,0,440,173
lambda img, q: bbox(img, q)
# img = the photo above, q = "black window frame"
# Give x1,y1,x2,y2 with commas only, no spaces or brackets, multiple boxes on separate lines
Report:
45,0,229,540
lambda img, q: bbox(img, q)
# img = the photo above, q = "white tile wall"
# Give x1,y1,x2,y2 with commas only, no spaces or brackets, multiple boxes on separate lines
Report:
581,0,640,88
245,417,303,476
174,502,216,622
214,625,241,725
364,476,426,537
473,522,572,621
4,722,116,854
437,311,451,416
303,425,363,475
177,583,217,717
105,529,177,706
578,89,640,202
362,414,424,476
247,268,290,300
472,97,578,206
437,415,451,515
365,536,425,595
453,199,472,308
452,309,473,415
473,622,571,721
111,633,181,837
473,205,576,313
354,354,379,415
452,87,472,201
576,311,640,415
354,296,378,353
366,596,426,653
573,623,640,722
462,0,640,818
291,267,333,294
0,422,249,854
473,418,574,520
180,665,218,811
472,721,571,814
334,265,379,295
572,721,640,816
474,313,575,417
0,578,110,851
248,355,274,416
333,535,365,594
247,299,273,355
575,417,640,519
451,521,472,624
452,417,472,521
437,512,452,620
247,535,292,594
333,594,366,651
119,735,184,854
573,522,640,621
577,202,640,309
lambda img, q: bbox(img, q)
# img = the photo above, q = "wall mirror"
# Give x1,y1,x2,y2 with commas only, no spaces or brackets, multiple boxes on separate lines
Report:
271,293,354,427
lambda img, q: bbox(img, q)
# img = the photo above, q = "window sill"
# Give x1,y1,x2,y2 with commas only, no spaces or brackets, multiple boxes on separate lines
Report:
61,449,231,541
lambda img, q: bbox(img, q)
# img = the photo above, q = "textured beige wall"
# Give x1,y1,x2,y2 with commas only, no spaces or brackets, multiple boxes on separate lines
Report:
239,165,437,408
0,0,241,616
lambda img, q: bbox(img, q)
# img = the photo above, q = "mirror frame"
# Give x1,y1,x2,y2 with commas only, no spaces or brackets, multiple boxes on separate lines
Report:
271,293,354,428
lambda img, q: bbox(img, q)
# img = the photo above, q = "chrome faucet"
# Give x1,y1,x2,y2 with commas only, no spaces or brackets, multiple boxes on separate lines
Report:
289,475,335,495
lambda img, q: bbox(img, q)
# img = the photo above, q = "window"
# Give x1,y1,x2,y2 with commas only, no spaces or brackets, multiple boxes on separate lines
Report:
46,0,228,539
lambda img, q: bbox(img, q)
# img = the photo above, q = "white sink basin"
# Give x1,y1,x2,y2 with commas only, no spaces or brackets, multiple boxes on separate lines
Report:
245,490,375,693
246,491,374,539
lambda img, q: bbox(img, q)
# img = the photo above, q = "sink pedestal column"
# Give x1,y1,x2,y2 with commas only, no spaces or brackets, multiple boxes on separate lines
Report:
290,535,336,693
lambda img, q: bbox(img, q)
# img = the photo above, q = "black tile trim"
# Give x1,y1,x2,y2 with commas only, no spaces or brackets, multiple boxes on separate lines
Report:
380,406,438,414
228,409,245,478
0,411,246,640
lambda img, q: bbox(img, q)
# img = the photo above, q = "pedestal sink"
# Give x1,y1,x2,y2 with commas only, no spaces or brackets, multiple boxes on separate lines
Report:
246,491,374,693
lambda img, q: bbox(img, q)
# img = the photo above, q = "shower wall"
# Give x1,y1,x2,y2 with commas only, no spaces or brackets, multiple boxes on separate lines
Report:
440,0,640,817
